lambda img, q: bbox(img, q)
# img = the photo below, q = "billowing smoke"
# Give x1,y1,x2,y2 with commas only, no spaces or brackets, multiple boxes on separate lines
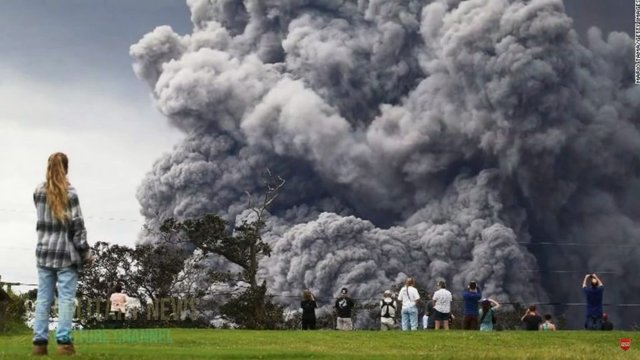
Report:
131,0,640,328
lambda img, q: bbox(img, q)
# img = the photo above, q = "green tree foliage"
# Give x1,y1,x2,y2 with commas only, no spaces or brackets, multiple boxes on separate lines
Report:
219,282,285,330
77,242,137,301
0,287,28,334
159,172,285,329
78,241,188,303
77,241,196,329
130,243,189,301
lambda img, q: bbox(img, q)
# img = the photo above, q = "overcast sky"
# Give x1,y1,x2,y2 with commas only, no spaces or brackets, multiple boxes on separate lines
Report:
0,0,191,289
0,0,633,291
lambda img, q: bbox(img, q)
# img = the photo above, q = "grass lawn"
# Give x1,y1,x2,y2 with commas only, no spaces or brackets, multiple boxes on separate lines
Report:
0,329,637,359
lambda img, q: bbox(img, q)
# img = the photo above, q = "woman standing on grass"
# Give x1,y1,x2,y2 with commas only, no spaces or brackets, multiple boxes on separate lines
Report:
300,289,317,330
398,277,420,331
32,152,92,356
432,280,452,330
478,298,500,331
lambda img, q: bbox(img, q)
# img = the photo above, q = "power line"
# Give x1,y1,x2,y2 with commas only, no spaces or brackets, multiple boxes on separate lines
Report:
0,281,37,287
0,246,629,275
0,246,32,251
7,284,640,308
524,270,622,275
0,209,638,246
0,208,143,223
519,241,638,249
5,277,640,308
0,240,637,251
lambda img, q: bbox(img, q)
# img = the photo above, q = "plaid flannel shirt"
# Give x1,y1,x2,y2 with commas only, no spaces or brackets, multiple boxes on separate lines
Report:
34,183,90,269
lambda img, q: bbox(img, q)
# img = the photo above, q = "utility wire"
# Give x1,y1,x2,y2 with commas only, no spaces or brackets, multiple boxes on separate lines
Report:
519,241,638,248
0,208,143,223
7,283,640,307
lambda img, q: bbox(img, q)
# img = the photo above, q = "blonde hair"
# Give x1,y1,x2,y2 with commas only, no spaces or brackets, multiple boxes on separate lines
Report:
46,152,69,222
405,277,415,287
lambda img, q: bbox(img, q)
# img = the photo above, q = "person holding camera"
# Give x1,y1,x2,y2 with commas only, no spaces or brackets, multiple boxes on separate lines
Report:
479,298,500,331
582,273,604,330
301,289,317,330
462,281,482,330
521,305,542,331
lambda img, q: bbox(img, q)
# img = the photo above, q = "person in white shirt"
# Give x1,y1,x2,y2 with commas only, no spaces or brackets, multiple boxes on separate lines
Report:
398,277,421,331
432,280,453,330
109,284,128,327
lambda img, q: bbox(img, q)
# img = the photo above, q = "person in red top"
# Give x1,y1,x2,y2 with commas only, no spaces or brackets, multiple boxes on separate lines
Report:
601,313,614,330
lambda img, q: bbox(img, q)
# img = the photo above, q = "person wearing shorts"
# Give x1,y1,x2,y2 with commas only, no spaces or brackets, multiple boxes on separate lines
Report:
432,280,452,330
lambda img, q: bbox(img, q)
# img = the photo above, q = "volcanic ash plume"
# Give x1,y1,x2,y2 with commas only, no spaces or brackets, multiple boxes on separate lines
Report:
131,0,640,327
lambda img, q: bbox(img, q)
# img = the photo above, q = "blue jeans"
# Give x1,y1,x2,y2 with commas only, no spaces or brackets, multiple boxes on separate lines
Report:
33,266,78,344
401,305,418,330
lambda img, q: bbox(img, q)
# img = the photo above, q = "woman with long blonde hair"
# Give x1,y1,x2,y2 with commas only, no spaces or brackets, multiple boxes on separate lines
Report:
398,277,421,330
32,152,92,356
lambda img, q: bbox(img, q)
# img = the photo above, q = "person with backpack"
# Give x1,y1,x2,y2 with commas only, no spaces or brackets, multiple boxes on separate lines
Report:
300,289,317,330
379,290,397,330
478,298,500,331
398,277,421,331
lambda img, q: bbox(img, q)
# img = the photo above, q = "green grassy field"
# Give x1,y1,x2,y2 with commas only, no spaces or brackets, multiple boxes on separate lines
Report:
0,329,637,359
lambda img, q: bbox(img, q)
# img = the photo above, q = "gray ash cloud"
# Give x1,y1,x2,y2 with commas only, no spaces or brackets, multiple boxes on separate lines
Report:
131,0,640,328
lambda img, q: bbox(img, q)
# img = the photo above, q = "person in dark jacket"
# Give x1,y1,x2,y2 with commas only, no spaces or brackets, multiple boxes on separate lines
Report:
582,273,604,330
334,288,354,330
462,281,482,330
300,289,317,330
521,305,542,331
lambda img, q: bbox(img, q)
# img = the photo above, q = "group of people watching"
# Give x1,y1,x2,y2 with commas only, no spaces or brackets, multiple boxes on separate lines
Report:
520,305,556,331
397,278,500,331
300,287,355,330
300,273,614,331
